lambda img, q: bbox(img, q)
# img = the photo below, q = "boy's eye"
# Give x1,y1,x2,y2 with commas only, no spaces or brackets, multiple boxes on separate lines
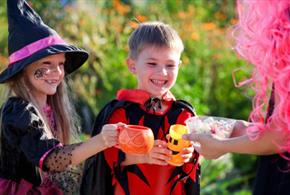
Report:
166,64,177,68
147,62,157,66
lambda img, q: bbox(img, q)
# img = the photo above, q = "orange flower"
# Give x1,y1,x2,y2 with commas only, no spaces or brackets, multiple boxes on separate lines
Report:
0,56,8,67
230,18,238,25
177,11,187,19
135,15,148,23
202,22,217,31
129,21,139,29
113,0,130,15
215,12,227,20
191,32,199,41
181,56,189,65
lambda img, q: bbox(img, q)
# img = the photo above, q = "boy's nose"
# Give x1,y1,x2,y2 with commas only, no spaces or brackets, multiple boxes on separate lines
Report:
158,67,168,75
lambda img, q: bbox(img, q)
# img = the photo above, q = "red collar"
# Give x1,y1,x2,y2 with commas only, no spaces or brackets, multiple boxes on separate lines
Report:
116,89,175,105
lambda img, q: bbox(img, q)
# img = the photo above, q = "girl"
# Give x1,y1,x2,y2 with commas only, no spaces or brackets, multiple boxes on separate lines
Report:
183,0,290,194
0,0,119,194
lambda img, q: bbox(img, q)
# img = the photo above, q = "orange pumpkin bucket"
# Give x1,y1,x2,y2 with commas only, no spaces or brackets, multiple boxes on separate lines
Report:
118,125,154,154
166,124,190,166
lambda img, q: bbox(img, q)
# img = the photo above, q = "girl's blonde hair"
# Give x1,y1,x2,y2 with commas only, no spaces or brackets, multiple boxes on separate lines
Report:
5,71,80,145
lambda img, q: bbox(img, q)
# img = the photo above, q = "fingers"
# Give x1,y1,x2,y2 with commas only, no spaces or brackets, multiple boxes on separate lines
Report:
165,134,170,140
116,122,126,128
151,145,172,156
146,141,172,165
192,144,201,153
180,144,194,162
182,146,194,154
100,124,119,147
101,124,118,134
154,139,167,147
179,154,195,163
148,153,170,165
182,133,200,142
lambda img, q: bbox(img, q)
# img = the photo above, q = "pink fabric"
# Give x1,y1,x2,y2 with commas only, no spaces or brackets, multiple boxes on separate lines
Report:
0,178,63,195
39,143,62,170
9,35,67,65
42,105,57,136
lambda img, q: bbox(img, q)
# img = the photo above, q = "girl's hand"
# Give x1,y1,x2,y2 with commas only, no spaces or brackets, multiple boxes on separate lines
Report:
141,139,172,165
181,142,195,163
99,123,120,148
183,133,225,159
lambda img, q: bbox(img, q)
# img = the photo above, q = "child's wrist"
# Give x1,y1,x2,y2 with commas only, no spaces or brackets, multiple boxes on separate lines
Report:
92,134,108,151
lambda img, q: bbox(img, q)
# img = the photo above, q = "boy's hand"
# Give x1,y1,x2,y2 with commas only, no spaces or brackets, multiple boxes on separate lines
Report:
142,139,172,165
181,142,194,163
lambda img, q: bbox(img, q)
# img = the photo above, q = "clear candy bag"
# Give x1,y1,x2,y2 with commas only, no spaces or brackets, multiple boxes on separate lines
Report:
185,116,236,138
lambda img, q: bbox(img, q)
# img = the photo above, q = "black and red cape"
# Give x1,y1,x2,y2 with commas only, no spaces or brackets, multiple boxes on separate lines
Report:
81,89,200,195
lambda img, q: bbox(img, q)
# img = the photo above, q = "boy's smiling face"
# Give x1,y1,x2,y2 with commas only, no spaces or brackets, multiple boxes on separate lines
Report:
127,46,181,98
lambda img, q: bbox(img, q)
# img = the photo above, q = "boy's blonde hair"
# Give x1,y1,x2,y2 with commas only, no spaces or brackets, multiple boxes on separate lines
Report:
128,21,184,59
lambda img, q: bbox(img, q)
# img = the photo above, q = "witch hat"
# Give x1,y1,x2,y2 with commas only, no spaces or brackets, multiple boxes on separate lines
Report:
0,0,89,83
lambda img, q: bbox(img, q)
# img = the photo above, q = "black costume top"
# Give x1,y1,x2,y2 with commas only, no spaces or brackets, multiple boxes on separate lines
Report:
0,97,82,194
81,89,200,195
253,86,290,195
0,97,60,185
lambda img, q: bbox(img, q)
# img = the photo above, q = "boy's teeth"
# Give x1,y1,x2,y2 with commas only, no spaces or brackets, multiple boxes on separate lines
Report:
152,80,165,84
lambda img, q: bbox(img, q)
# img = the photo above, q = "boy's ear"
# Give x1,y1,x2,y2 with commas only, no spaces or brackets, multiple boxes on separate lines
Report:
126,58,136,74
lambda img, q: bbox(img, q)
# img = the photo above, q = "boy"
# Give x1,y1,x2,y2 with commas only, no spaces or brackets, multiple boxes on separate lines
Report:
81,21,200,195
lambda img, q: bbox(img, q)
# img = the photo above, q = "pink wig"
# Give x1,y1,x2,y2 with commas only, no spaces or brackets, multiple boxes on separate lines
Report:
234,0,290,151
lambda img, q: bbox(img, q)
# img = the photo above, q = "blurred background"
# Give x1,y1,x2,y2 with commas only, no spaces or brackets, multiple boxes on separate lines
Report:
0,0,256,194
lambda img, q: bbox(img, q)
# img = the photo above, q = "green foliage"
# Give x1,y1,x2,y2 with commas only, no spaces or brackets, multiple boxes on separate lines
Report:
0,0,257,193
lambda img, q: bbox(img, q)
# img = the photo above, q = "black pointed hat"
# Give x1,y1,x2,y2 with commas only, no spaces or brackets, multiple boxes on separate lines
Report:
0,0,89,83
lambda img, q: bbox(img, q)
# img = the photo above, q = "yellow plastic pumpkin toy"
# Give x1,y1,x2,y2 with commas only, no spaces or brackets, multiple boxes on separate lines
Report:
166,124,190,166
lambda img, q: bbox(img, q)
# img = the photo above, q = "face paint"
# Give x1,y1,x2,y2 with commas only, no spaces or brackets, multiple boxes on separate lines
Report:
34,68,49,80
34,65,63,80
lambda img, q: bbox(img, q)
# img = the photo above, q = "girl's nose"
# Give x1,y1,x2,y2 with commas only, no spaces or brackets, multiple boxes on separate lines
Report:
45,65,64,78
52,64,64,74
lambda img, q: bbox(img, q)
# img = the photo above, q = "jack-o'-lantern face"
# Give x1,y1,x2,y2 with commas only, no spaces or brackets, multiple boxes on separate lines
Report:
168,136,189,153
118,125,154,154
167,124,190,166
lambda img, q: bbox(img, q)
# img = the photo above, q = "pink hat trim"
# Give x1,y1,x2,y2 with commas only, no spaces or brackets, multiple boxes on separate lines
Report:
9,35,67,66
